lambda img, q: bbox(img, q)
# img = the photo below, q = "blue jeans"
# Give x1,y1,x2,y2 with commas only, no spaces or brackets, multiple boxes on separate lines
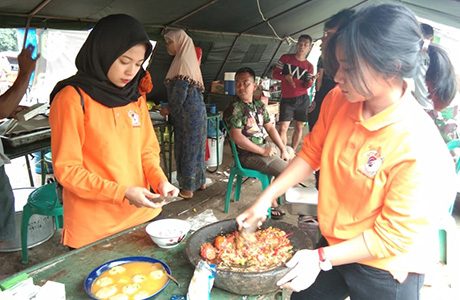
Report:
291,263,425,300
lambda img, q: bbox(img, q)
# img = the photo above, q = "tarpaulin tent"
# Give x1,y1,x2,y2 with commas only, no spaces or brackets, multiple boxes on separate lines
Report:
1,0,459,101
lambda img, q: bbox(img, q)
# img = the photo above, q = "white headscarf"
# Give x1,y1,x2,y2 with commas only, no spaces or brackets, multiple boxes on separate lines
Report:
164,29,204,89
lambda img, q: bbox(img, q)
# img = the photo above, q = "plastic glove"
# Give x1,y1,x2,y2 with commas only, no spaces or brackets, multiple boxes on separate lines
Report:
277,249,321,292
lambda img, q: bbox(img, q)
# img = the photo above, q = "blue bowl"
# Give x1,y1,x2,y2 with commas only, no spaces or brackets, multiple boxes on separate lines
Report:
84,256,171,299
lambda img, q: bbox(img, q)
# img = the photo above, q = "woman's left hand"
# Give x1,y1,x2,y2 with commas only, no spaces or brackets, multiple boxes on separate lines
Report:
157,181,179,197
277,249,321,292
125,187,163,208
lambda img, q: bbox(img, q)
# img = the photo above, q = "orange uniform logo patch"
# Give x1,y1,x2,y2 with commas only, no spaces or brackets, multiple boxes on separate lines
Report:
128,110,140,127
359,149,383,178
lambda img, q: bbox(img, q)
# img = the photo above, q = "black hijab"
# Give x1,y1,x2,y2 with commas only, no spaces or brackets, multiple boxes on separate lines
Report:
50,14,153,108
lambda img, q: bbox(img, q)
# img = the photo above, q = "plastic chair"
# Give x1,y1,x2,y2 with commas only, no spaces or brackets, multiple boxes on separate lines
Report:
223,122,274,216
437,139,460,286
447,139,460,177
21,182,63,264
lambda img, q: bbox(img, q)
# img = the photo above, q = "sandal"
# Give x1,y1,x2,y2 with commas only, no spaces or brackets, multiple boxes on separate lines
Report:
199,184,207,191
270,207,285,220
179,190,193,199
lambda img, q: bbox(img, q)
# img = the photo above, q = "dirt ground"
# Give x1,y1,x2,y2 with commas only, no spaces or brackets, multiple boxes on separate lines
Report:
1,127,459,299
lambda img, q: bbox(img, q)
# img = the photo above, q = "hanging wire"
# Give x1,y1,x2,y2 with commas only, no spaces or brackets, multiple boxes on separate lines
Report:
256,0,297,45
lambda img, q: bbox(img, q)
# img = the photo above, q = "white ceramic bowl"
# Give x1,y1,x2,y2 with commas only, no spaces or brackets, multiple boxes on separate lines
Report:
146,219,191,249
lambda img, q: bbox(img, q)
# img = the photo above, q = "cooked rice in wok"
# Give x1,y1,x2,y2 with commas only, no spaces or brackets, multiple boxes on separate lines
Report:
200,226,293,272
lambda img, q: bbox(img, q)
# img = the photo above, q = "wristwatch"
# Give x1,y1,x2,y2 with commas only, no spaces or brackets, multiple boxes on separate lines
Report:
318,247,332,271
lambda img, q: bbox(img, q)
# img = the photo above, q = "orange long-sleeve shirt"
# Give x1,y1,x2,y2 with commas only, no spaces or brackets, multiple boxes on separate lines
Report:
298,86,456,274
49,86,167,248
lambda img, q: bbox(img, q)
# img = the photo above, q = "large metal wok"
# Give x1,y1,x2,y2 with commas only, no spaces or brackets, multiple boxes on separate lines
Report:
185,219,311,295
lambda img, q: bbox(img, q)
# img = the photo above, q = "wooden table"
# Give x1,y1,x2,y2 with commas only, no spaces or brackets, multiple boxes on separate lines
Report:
9,222,285,299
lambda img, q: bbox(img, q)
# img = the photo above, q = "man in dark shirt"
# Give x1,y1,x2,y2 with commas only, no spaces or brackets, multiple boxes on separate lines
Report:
308,9,355,131
273,35,314,151
307,9,354,189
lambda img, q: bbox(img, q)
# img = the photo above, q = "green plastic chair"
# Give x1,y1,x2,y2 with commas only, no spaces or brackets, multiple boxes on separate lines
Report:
446,139,460,214
223,122,274,216
21,182,63,264
437,139,460,287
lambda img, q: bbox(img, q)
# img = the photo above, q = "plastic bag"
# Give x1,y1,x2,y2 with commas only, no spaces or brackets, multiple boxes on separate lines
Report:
186,260,216,300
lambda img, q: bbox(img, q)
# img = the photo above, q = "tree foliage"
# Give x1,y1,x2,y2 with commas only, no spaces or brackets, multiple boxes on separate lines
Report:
0,29,18,52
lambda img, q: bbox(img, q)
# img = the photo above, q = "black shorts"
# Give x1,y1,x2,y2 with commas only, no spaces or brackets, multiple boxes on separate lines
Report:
279,94,309,122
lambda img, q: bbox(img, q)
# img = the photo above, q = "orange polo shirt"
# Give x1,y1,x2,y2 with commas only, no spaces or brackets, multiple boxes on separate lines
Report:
299,86,456,274
49,86,167,248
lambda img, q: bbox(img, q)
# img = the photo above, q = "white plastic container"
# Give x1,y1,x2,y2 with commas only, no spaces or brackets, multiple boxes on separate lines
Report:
205,136,224,167
285,186,318,216
224,72,236,95
187,260,216,300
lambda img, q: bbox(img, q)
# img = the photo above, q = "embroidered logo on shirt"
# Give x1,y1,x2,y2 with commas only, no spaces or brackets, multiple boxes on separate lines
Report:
358,150,383,178
128,110,140,127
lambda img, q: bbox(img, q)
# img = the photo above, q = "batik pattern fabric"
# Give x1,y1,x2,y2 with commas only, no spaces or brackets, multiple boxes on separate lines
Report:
427,104,460,161
225,98,270,148
166,78,206,191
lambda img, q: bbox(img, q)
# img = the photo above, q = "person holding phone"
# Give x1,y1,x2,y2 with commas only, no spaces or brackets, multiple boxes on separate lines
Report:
273,34,314,151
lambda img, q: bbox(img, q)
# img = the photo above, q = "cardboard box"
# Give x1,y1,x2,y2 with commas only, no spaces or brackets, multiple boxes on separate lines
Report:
210,81,224,94
15,103,48,122
266,101,279,116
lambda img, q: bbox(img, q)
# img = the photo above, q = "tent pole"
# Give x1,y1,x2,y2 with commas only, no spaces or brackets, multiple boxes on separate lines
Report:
240,0,314,35
166,0,219,26
22,0,53,48
29,0,53,17
214,34,240,81
22,17,31,48
262,39,284,77
289,0,368,36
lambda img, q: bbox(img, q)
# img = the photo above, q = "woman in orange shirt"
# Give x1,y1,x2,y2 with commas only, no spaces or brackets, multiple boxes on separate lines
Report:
49,14,178,249
237,4,456,299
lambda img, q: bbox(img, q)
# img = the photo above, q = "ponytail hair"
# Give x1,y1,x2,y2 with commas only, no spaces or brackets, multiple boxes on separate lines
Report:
326,4,423,98
426,44,457,111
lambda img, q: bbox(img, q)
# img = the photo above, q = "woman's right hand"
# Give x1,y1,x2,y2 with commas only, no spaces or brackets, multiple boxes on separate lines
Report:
262,144,276,157
125,187,164,209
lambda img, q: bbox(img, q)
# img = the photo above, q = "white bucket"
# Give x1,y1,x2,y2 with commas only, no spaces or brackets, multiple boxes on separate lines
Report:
224,72,236,81
285,186,318,216
205,136,224,167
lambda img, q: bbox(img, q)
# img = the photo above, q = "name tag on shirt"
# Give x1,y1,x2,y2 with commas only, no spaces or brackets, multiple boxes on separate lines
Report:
358,149,383,178
128,110,141,127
